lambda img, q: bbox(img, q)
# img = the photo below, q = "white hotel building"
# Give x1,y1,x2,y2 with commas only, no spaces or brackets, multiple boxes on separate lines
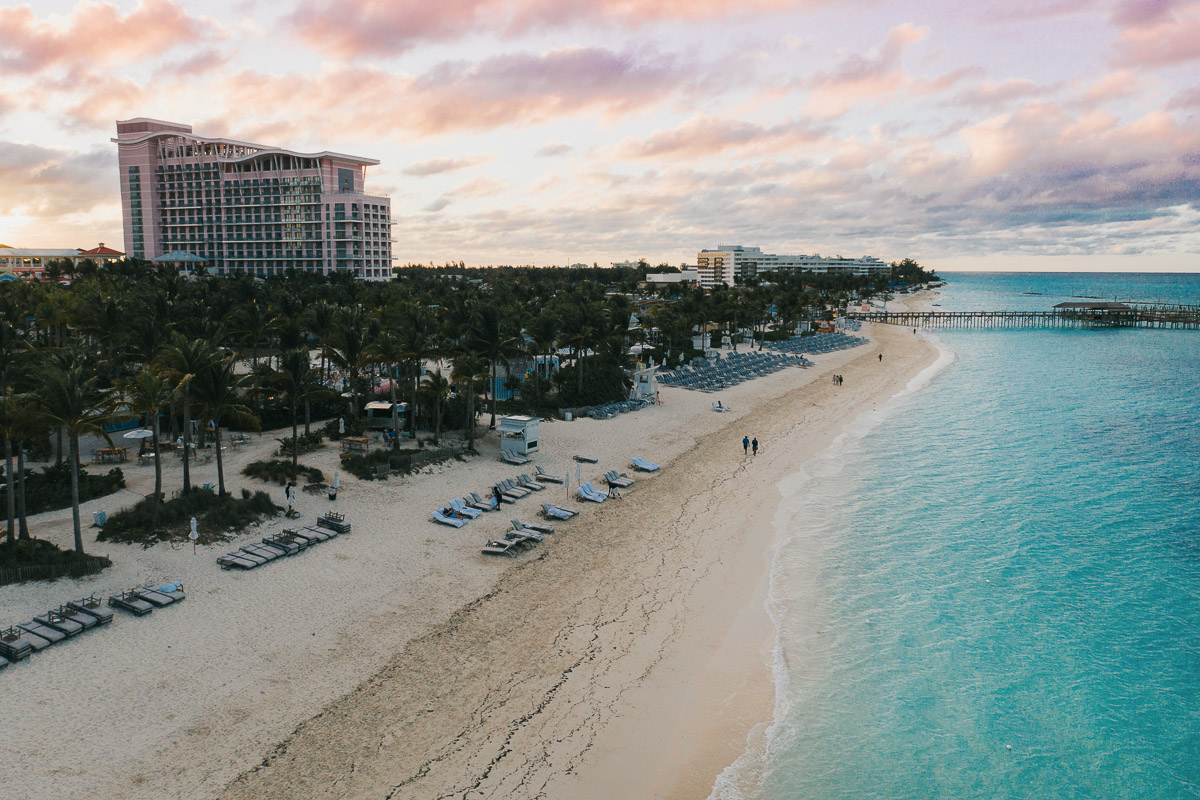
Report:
695,245,889,288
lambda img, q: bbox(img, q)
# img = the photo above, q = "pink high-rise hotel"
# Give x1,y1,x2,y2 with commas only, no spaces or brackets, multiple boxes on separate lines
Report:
113,118,393,279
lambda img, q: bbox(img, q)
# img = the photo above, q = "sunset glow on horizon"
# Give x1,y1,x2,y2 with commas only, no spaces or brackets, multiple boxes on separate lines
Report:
1,0,1198,272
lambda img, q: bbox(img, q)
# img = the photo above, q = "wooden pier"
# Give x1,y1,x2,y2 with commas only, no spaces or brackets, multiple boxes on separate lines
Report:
848,302,1200,330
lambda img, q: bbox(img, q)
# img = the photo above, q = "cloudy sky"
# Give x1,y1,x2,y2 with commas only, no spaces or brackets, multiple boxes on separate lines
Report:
1,0,1198,271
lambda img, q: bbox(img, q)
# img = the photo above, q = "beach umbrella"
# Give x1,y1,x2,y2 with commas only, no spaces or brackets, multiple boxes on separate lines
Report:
333,470,340,489
123,429,154,439
189,517,198,554
338,417,345,435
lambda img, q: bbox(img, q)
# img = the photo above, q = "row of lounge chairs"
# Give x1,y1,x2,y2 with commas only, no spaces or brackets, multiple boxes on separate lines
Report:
108,582,186,615
581,398,655,420
766,332,867,356
0,585,179,668
217,514,350,570
656,351,810,392
433,469,567,527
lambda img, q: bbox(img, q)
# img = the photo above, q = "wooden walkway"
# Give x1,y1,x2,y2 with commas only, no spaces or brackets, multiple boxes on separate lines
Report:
848,305,1200,330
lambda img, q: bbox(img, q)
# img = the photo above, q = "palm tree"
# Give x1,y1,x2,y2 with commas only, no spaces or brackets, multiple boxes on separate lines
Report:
270,349,333,480
0,390,20,545
420,371,452,444
191,356,259,497
369,331,408,445
35,362,116,554
159,334,217,494
121,368,177,532
231,298,279,416
450,351,485,452
397,304,436,438
326,306,372,418
469,305,523,429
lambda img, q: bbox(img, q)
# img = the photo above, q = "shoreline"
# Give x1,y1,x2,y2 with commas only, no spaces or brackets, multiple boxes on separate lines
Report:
215,321,937,800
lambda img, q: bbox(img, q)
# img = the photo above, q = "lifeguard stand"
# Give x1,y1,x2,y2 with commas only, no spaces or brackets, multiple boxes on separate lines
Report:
498,415,541,455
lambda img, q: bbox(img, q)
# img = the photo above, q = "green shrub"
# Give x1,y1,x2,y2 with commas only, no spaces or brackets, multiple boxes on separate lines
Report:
274,432,325,458
2,464,125,521
98,488,282,547
243,459,325,485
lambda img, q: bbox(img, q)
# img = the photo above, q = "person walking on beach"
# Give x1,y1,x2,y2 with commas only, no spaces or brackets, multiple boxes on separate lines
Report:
743,436,750,455
752,438,759,456
879,353,883,362
285,481,296,517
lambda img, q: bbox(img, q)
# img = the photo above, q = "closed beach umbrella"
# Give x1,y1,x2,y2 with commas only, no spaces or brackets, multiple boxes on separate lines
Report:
333,470,340,489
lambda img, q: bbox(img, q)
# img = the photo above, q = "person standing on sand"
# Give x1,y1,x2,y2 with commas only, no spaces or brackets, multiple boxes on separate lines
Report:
752,438,759,456
743,436,750,455
285,481,296,516
879,353,883,362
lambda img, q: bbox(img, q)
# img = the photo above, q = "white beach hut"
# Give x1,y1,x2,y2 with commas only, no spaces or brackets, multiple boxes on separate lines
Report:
498,415,541,455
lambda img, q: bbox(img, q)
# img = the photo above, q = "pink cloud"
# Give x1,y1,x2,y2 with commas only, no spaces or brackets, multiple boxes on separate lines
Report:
216,47,704,140
402,154,494,176
613,115,830,160
804,24,929,119
1112,3,1200,66
287,0,813,57
59,71,149,128
0,0,222,74
1082,70,1141,102
424,176,511,213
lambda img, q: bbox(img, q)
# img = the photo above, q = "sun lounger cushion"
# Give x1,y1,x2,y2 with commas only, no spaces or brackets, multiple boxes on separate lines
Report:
18,620,67,644
66,599,113,625
108,593,155,616
34,612,84,636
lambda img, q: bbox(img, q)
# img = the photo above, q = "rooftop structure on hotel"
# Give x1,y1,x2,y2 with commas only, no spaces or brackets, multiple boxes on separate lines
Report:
113,118,393,280
695,245,889,288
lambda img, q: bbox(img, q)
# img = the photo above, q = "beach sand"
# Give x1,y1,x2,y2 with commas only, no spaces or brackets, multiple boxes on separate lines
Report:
0,314,934,800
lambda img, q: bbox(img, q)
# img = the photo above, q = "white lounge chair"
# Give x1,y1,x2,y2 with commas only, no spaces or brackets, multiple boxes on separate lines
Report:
450,498,483,519
534,466,565,484
604,469,634,488
631,456,660,472
541,502,578,520
577,482,607,503
431,509,467,528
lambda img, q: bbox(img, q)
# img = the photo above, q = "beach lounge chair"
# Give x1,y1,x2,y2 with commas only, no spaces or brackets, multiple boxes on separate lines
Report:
540,502,578,520
574,454,599,463
431,509,467,528
503,529,541,546
66,597,113,625
449,498,483,519
132,586,177,607
317,511,352,533
241,542,284,561
108,591,154,616
471,491,508,510
467,493,498,513
512,518,555,536
482,539,519,557
631,456,660,472
149,581,186,602
0,626,38,660
500,449,530,465
217,551,260,570
34,609,85,637
500,478,531,498
534,466,565,484
283,527,325,546
712,401,730,412
0,655,8,670
577,482,607,503
55,604,98,630
604,469,634,488
17,619,67,645
517,474,546,491
263,534,303,555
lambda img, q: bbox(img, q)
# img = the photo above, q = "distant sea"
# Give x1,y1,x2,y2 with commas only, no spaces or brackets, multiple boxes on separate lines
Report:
713,272,1200,800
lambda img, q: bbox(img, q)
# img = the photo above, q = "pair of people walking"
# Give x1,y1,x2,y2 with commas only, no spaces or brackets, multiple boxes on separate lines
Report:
742,436,758,456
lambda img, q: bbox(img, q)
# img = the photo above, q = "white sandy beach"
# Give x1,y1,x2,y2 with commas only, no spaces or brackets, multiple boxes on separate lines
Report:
1,311,935,800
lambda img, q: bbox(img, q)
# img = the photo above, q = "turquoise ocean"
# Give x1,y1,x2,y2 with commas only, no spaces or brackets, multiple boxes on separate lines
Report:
712,272,1200,800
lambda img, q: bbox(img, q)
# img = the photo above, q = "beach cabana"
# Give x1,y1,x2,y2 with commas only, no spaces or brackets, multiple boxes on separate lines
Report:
498,415,541,455
364,400,406,430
